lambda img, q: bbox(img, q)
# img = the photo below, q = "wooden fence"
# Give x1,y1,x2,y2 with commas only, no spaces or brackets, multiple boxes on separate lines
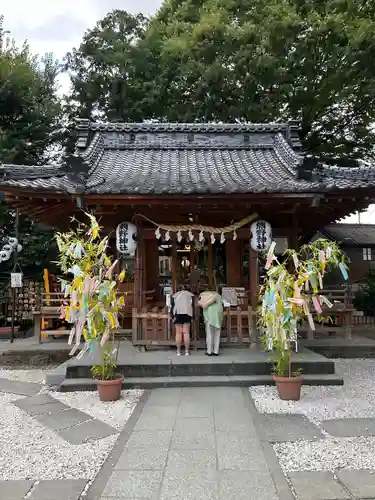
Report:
131,305,255,347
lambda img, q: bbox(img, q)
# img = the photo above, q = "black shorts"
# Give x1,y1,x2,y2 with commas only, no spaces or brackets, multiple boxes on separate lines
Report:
174,314,192,325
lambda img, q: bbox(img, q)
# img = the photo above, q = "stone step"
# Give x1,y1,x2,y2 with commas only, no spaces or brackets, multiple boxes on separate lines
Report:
60,373,343,392
66,358,335,379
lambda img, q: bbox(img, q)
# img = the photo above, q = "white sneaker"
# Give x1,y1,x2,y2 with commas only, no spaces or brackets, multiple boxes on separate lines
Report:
185,352,190,356
177,352,181,356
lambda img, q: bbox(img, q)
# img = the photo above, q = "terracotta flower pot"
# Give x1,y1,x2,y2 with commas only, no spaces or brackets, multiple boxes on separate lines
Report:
96,375,124,402
273,375,303,401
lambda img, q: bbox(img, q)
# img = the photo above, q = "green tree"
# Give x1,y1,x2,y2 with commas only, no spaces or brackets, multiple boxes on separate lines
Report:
0,17,61,279
66,2,375,165
65,9,149,121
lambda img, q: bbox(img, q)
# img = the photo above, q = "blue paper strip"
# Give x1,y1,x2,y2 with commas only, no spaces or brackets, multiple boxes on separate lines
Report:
339,262,348,281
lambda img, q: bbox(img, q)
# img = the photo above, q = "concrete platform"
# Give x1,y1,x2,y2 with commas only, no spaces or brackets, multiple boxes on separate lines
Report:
304,335,375,358
52,342,344,391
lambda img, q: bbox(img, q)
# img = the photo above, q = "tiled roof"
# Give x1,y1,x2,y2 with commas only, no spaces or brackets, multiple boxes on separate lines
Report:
1,120,375,195
322,224,375,246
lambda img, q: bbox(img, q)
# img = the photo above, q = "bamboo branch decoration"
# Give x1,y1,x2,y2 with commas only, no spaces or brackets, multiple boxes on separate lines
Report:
259,238,348,377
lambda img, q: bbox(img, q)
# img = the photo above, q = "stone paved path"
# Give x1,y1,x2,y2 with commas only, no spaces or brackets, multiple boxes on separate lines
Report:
0,377,41,396
13,393,117,444
97,387,284,500
0,479,87,500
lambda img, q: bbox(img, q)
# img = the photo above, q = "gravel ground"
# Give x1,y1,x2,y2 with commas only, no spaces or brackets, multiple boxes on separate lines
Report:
0,368,143,482
0,367,54,384
249,359,375,472
51,389,143,430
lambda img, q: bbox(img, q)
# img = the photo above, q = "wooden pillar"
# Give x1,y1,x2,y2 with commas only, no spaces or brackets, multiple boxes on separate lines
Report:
290,212,300,251
208,241,213,289
145,238,159,298
226,239,241,286
249,246,258,343
171,239,178,293
134,216,145,310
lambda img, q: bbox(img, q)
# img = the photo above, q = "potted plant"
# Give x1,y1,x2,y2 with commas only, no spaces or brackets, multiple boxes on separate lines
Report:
55,213,126,402
259,238,347,401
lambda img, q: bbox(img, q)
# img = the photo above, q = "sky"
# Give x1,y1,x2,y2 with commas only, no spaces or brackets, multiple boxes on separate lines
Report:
1,1,374,224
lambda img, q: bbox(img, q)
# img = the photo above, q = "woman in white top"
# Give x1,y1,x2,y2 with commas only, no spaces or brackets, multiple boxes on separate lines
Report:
172,286,194,356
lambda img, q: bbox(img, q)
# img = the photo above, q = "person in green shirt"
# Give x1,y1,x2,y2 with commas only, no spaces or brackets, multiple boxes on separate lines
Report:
198,291,224,356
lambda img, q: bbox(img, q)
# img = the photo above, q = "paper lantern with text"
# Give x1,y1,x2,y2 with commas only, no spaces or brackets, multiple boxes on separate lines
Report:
116,222,137,256
250,220,272,252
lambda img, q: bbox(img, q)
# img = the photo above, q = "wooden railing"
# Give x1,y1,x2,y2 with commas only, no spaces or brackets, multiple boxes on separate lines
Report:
302,287,355,340
223,307,255,344
132,307,172,345
131,305,255,347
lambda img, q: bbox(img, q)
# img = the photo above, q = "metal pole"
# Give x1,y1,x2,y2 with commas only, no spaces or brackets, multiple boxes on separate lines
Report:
10,208,19,343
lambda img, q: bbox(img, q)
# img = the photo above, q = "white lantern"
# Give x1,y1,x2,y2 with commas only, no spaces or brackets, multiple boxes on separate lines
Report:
116,222,137,256
8,237,18,248
0,249,11,262
3,244,12,254
250,220,272,252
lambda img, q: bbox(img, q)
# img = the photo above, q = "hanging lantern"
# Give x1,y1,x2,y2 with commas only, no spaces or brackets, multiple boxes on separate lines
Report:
250,220,272,252
116,222,137,256
0,249,11,262
8,237,18,248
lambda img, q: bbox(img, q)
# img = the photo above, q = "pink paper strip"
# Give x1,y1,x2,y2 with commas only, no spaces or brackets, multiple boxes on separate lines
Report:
265,242,276,270
312,295,322,314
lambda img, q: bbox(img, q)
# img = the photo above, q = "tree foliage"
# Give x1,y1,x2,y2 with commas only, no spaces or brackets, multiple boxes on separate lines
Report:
66,2,375,165
0,17,61,279
65,9,149,121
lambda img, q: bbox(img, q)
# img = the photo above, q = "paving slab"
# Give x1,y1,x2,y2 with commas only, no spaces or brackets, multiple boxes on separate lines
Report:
322,417,375,437
115,446,169,470
134,405,177,430
177,400,214,418
216,431,267,470
58,418,118,444
336,469,375,499
35,408,92,431
0,377,41,396
166,449,217,471
219,470,279,500
181,386,245,406
13,393,69,416
288,471,350,500
126,429,172,448
0,480,33,500
28,479,87,500
214,408,256,433
160,469,219,500
171,417,215,449
101,470,163,499
147,387,181,406
256,413,323,442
